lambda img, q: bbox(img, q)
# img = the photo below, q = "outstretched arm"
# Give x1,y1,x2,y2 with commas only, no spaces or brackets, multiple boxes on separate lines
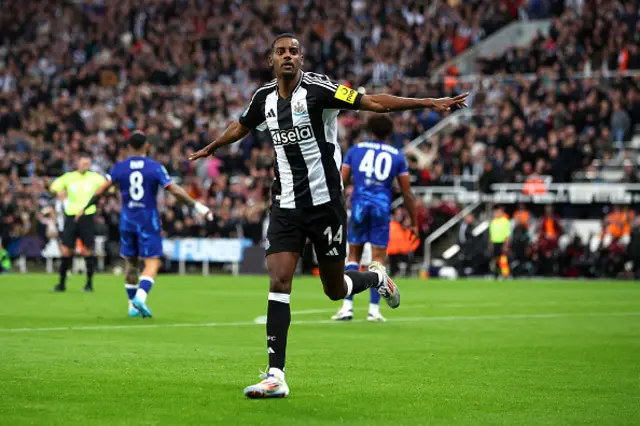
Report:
360,92,468,113
165,183,213,219
189,122,250,161
397,174,418,237
340,164,351,185
75,180,114,220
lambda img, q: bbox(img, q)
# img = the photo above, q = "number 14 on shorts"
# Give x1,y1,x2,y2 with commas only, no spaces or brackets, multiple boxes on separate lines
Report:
323,225,343,256
323,225,343,245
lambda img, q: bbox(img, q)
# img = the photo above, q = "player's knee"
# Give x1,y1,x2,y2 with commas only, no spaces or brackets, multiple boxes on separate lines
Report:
269,274,292,294
323,285,345,301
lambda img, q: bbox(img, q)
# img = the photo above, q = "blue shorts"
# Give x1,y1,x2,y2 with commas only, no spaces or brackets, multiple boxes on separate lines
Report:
120,228,163,259
348,201,390,248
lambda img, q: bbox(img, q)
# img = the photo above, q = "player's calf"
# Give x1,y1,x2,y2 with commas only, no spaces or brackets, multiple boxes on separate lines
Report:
123,258,140,317
260,252,297,391
332,261,358,320
131,258,161,318
319,258,380,303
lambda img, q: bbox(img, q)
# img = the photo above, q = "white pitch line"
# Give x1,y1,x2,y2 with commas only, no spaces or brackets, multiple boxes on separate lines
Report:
1,312,639,333
253,309,339,324
254,301,639,323
253,305,432,324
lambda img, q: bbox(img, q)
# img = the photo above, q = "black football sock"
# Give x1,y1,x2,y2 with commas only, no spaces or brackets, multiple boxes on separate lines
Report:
344,270,381,297
85,256,95,285
59,256,72,287
266,292,291,372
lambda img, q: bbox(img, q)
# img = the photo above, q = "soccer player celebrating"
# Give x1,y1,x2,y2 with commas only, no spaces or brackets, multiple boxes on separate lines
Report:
332,114,418,322
76,131,212,318
49,154,107,292
189,33,467,398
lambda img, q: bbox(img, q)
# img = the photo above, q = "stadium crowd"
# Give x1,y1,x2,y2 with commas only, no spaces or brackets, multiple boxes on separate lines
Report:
0,0,539,247
3,0,640,272
434,0,640,190
435,73,640,193
479,0,640,75
456,203,640,279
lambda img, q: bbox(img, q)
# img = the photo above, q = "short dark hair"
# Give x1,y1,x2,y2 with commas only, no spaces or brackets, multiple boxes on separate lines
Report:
78,152,91,160
271,33,298,51
366,114,394,141
129,130,147,150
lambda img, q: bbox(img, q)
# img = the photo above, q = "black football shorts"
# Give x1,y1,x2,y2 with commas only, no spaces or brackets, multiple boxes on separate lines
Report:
61,214,96,250
266,196,347,260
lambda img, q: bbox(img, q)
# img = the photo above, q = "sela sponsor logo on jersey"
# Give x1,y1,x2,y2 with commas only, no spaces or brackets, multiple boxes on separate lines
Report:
334,84,358,104
270,125,313,146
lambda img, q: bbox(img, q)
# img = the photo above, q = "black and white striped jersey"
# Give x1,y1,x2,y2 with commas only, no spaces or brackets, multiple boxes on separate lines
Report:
239,71,363,209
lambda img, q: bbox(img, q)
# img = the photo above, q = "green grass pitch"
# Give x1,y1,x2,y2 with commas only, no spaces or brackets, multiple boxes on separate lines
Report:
0,274,639,426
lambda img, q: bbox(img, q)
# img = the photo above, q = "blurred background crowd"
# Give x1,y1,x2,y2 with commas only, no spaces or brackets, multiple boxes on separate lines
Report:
2,0,640,276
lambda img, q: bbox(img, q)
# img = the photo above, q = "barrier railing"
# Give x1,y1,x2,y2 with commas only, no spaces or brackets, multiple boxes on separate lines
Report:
422,202,482,270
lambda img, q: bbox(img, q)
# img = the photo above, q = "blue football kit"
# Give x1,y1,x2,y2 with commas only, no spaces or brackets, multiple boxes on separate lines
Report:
343,141,408,248
109,157,173,258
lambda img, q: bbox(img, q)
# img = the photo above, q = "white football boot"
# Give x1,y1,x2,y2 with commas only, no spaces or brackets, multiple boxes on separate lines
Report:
367,311,387,322
331,308,354,321
244,368,290,399
368,261,400,309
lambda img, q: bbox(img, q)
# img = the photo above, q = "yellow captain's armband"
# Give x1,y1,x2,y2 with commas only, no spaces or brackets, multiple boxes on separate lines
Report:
334,84,358,104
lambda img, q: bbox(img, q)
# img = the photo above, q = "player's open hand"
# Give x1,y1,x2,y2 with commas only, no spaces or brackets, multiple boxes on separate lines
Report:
189,146,215,161
430,93,469,112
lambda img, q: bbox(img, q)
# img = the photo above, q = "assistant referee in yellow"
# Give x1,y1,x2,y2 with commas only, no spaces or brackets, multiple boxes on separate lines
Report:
490,205,511,279
49,154,106,292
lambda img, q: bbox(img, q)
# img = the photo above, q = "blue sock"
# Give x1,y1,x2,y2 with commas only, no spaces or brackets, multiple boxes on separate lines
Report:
125,284,137,301
369,286,381,305
345,262,359,272
136,276,154,302
344,262,359,301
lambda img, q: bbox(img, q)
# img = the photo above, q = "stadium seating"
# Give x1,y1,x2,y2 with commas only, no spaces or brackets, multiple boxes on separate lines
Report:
2,0,639,279
0,0,531,246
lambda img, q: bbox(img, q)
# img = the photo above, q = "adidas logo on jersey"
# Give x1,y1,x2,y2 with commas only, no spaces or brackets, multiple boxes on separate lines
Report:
266,109,276,118
326,248,340,256
271,125,313,146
